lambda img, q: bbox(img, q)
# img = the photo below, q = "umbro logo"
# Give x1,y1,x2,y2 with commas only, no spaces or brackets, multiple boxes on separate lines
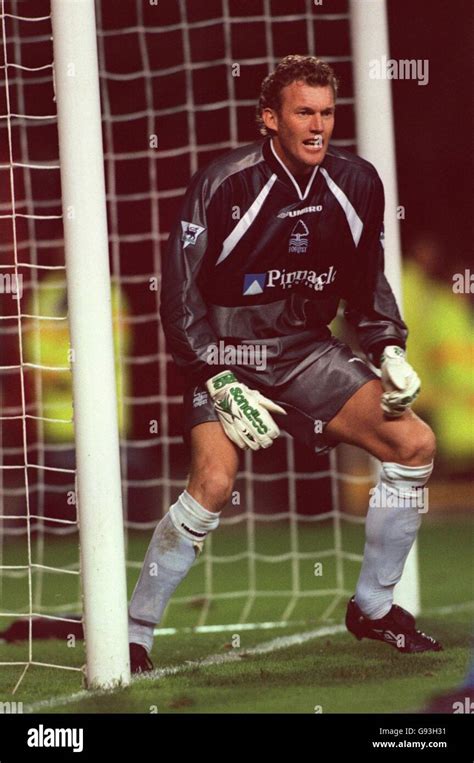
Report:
278,205,322,219
374,629,406,648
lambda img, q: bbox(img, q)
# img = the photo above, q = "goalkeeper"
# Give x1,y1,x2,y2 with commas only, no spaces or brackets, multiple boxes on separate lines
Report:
128,55,441,672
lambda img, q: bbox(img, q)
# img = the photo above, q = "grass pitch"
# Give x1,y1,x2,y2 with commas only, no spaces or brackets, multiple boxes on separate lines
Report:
0,515,472,714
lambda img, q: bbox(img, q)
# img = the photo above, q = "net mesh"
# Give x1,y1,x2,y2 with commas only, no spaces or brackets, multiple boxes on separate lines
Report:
0,0,373,687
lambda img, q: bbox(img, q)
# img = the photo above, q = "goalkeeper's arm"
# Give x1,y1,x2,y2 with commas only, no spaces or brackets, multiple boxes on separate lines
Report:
206,370,286,451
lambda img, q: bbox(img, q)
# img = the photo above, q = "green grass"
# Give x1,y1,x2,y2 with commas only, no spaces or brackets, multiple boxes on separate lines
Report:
0,515,472,713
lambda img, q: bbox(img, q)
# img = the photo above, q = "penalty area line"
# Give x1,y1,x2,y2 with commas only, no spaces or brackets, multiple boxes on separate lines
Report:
24,623,345,713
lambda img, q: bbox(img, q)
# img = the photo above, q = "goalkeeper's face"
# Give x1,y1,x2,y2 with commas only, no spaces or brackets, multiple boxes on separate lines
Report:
263,82,335,175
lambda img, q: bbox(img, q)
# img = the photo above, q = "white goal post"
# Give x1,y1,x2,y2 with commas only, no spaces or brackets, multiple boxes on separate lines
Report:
349,0,419,615
50,0,130,688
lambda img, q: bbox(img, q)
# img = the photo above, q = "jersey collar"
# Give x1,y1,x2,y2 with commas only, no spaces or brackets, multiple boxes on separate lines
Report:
264,137,319,201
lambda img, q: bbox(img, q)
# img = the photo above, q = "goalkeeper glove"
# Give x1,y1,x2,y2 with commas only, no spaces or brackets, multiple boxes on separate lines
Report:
380,345,420,418
206,370,286,450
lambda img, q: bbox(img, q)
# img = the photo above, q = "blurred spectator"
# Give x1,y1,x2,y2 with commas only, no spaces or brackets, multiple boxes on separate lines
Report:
23,273,132,443
403,235,474,475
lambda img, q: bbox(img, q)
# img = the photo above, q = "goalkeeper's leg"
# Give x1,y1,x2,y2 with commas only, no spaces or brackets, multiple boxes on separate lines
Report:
128,422,239,665
325,379,436,624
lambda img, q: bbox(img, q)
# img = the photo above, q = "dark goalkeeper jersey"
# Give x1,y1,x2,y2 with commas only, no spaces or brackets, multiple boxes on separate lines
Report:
160,137,407,388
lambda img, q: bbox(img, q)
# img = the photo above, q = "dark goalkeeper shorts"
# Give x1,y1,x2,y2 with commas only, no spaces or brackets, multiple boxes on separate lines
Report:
182,338,378,455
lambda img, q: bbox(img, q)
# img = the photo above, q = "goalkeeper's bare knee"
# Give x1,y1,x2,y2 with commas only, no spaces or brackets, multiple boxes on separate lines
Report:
188,422,239,511
187,467,235,512
387,418,436,466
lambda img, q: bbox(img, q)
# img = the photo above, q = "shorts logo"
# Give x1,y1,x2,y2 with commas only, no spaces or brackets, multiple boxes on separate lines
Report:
289,220,309,254
181,221,205,249
242,273,266,296
192,388,208,408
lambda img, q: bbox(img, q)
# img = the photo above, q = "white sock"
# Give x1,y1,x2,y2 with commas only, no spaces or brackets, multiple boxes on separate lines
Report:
128,491,220,652
355,461,433,620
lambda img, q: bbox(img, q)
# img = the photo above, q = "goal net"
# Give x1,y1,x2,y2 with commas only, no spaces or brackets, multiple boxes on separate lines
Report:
0,0,401,690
